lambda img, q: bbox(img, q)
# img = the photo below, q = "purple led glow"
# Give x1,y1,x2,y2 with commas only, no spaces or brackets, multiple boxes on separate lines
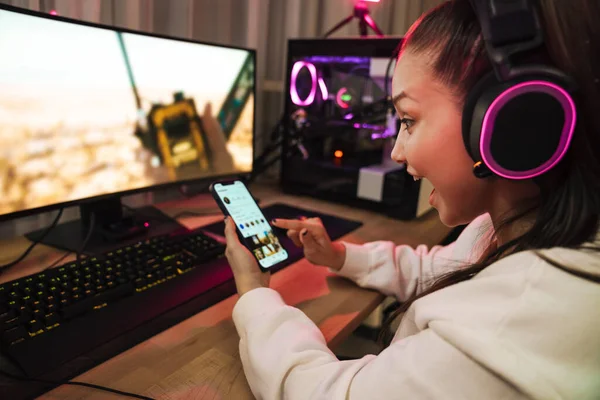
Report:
371,132,395,140
318,77,328,101
344,113,354,120
480,81,576,180
353,122,386,130
290,61,317,106
301,56,370,64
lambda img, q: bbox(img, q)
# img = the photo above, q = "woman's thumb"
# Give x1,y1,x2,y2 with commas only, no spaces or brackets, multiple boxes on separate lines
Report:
224,217,240,247
299,228,317,248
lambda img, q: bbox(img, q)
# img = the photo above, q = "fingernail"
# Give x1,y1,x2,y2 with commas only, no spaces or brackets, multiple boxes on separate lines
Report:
271,219,277,224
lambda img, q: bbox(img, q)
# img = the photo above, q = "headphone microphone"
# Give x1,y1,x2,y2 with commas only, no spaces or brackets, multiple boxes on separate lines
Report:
464,0,577,180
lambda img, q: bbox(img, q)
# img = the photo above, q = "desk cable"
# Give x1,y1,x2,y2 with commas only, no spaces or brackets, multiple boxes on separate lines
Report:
0,208,64,276
0,368,155,400
37,211,96,272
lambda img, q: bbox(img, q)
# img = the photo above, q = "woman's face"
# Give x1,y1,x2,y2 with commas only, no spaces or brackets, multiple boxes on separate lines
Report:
391,50,493,226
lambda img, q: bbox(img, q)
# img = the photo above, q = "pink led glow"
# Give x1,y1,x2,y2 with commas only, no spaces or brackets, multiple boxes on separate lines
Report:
364,14,376,26
318,77,328,101
362,0,381,2
144,222,150,228
480,80,576,180
49,9,58,15
290,61,317,106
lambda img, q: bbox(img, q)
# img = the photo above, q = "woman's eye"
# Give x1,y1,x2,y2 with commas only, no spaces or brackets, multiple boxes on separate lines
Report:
399,118,415,130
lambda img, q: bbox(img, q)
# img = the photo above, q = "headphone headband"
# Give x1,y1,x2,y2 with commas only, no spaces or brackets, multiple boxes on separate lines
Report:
463,0,578,180
469,0,543,81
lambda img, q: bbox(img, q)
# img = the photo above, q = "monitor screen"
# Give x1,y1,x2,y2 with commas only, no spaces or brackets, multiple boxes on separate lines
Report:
0,6,254,218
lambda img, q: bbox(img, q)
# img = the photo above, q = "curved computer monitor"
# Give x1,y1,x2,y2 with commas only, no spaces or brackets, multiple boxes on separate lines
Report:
0,4,255,252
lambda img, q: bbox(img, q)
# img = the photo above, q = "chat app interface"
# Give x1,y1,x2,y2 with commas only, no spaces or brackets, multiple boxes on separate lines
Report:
214,182,288,268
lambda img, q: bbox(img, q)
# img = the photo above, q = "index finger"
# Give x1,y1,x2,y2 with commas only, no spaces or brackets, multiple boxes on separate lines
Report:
271,218,310,230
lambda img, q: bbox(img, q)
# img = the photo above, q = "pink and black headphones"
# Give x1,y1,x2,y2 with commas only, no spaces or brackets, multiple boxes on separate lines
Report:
464,0,577,179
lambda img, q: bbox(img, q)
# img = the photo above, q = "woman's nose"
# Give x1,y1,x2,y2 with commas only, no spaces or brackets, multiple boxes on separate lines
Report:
390,136,406,164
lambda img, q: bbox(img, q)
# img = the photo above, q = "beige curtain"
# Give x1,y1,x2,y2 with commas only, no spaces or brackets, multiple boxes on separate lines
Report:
0,0,442,236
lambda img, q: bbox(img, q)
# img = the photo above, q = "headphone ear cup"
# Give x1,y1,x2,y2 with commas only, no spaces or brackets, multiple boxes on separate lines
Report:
462,72,501,163
463,72,576,180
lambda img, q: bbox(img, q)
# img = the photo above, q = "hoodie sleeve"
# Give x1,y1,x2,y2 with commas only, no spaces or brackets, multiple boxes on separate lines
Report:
332,213,493,301
232,286,520,400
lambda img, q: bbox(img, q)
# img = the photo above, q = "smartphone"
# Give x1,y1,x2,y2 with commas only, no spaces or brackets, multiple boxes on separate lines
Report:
210,180,289,271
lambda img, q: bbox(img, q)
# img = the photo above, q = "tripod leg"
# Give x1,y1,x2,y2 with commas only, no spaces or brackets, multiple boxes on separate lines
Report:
323,15,355,38
364,14,384,37
359,19,368,37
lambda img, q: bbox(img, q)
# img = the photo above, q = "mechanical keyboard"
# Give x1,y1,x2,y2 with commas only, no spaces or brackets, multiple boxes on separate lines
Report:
0,229,226,378
0,203,363,399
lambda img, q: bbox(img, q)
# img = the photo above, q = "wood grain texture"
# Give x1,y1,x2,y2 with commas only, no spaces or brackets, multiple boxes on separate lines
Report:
0,183,451,399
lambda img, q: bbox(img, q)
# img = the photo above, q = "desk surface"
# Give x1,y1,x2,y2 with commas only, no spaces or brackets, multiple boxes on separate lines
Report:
0,184,450,399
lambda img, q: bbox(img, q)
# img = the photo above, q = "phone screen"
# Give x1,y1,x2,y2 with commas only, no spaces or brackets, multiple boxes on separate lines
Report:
213,181,288,269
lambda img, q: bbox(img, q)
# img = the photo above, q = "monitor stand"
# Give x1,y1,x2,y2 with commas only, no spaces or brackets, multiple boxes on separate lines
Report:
25,198,186,256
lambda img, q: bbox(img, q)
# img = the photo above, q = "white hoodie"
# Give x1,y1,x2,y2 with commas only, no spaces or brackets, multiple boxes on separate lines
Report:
232,213,600,399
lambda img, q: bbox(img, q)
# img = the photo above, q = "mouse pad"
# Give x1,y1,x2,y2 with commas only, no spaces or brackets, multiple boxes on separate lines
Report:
201,202,363,270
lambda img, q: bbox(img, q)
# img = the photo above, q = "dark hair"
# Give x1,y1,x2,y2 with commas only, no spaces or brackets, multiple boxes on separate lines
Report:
381,0,600,345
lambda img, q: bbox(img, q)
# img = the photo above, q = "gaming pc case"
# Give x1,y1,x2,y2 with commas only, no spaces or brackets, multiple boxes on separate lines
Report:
281,37,428,220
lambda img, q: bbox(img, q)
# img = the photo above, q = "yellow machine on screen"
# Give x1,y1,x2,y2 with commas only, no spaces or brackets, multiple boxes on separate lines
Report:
149,94,209,180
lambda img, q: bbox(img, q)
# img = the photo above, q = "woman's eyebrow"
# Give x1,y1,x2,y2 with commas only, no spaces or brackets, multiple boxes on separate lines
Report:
392,91,418,107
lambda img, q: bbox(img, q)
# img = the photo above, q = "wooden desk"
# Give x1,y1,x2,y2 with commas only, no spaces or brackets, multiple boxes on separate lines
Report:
0,184,450,399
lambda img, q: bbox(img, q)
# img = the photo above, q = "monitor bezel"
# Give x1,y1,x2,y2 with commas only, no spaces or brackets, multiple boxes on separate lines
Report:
0,3,256,223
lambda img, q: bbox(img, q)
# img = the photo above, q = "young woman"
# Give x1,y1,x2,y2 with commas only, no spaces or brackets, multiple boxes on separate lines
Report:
223,0,600,398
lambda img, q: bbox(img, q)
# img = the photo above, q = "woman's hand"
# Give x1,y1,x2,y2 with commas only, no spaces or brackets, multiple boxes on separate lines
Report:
223,217,270,296
272,217,346,271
